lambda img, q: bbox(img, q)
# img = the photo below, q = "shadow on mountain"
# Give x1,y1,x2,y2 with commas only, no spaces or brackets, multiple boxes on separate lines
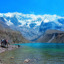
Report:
36,29,64,43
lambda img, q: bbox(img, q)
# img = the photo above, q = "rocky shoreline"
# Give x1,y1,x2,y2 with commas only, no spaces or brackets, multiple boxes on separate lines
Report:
0,44,18,64
0,45,18,53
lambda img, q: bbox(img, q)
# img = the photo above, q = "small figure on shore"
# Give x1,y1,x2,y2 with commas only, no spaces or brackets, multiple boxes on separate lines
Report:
1,39,8,48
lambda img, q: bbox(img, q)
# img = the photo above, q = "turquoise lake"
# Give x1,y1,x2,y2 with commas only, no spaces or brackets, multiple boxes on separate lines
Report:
0,43,64,64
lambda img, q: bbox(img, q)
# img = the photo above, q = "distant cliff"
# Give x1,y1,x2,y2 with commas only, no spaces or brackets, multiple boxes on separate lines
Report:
36,30,64,43
0,20,29,43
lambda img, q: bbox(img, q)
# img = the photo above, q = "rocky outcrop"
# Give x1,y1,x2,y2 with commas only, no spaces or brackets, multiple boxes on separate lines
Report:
36,30,64,43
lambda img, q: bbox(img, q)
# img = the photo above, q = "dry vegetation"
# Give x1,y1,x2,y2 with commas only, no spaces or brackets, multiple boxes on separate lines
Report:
0,29,29,43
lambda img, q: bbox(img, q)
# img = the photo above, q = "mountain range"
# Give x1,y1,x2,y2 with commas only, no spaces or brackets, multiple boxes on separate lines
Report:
0,12,64,42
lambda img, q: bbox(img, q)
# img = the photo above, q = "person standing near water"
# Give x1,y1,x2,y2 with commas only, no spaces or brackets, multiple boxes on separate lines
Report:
1,39,8,48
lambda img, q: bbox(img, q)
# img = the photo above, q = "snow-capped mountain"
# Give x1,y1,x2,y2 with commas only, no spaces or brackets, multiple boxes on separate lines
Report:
0,12,64,40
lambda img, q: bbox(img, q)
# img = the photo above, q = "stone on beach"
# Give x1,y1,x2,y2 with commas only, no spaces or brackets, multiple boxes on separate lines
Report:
10,57,14,59
24,59,30,63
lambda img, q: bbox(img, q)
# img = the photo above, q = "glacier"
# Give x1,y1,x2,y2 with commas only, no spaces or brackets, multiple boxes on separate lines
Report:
0,12,64,40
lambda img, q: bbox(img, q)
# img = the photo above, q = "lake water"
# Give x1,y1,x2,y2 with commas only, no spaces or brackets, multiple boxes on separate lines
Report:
0,43,64,64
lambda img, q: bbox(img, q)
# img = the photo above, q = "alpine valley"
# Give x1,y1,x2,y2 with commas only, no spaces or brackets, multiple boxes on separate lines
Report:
0,12,64,43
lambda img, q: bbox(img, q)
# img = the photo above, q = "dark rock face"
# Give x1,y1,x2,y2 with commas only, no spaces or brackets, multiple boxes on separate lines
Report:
51,33,64,43
36,30,64,43
58,18,64,24
39,21,61,32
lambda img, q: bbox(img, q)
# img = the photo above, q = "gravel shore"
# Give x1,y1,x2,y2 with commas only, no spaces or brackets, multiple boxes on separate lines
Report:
0,44,18,64
0,45,18,53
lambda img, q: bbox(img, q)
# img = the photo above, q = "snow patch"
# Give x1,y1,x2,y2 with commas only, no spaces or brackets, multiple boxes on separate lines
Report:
6,20,13,26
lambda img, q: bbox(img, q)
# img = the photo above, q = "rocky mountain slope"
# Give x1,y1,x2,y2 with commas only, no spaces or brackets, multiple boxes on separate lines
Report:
0,12,64,41
36,30,64,43
0,20,29,43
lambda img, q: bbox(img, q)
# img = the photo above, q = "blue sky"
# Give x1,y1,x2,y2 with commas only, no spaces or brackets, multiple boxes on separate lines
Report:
0,0,64,16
